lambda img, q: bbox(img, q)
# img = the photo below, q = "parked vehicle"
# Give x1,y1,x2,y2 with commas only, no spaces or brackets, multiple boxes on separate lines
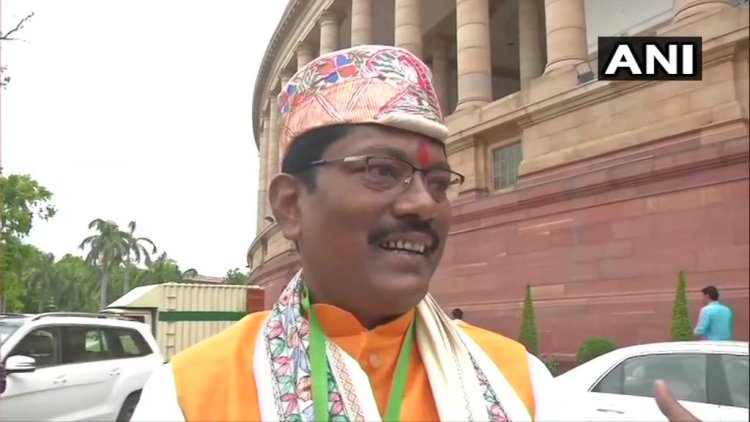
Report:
0,312,164,421
103,282,265,360
554,341,749,421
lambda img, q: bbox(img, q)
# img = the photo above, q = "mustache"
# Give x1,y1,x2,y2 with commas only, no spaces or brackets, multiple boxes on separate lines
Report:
368,219,440,249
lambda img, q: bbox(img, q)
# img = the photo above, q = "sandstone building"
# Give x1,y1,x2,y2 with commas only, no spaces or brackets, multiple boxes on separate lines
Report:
247,0,749,358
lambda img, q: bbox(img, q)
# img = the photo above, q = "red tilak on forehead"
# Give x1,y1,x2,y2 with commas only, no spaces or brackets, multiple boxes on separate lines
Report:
417,139,431,166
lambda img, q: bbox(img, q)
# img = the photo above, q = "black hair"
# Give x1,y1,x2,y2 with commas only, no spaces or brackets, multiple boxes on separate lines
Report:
279,124,352,253
451,308,464,320
701,285,719,301
280,124,353,191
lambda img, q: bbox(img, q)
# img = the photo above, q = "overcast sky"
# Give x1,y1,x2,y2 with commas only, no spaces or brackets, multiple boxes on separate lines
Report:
1,0,288,276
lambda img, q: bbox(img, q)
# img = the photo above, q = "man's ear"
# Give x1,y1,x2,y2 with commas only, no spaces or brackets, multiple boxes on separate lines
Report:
268,173,303,241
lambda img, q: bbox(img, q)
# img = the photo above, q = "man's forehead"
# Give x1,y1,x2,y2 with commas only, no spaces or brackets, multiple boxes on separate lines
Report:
417,139,433,166
329,126,446,162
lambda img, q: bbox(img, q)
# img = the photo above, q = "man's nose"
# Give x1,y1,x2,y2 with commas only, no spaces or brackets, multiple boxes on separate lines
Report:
391,175,438,221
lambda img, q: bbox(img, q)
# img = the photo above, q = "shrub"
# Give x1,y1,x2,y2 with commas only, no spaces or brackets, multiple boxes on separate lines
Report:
577,337,618,364
543,356,562,376
518,285,540,356
671,270,693,341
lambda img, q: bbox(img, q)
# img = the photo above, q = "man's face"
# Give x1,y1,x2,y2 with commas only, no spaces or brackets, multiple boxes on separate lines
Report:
294,125,453,323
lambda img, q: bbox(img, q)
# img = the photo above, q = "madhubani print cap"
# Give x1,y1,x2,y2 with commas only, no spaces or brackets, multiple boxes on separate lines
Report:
277,44,449,161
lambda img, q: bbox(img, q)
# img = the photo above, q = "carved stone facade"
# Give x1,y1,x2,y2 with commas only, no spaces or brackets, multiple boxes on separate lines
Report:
248,0,749,359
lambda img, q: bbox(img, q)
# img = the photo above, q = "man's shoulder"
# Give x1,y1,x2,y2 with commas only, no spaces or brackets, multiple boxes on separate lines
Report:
171,311,270,367
456,320,530,356
167,312,270,420
455,320,540,417
705,302,730,314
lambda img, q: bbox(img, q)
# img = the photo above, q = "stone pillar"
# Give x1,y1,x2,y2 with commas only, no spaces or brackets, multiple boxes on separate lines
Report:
351,0,374,46
455,0,492,111
273,71,292,175
319,11,339,55
267,93,280,188
543,0,587,73
519,0,546,89
395,0,423,58
430,36,450,115
257,117,270,231
269,73,293,179
297,42,315,70
673,0,731,22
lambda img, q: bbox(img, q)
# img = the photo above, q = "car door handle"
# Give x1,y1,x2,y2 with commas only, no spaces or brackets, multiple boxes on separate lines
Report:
109,368,121,376
53,375,68,384
596,408,624,415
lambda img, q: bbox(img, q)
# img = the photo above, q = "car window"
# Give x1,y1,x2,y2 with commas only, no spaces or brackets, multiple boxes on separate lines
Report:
719,354,749,408
62,326,112,363
592,363,623,394
0,321,23,344
9,327,61,368
593,353,708,404
107,327,153,358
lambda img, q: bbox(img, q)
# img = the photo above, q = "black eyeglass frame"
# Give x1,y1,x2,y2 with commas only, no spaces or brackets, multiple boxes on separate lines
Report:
302,154,466,202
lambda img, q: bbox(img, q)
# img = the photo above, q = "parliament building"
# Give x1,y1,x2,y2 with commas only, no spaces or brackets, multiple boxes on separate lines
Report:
247,0,749,359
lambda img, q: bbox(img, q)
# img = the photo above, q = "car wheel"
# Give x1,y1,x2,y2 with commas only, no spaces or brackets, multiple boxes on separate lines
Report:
116,391,141,422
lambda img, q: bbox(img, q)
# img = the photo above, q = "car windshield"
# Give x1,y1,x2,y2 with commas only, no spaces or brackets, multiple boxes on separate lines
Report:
0,320,24,344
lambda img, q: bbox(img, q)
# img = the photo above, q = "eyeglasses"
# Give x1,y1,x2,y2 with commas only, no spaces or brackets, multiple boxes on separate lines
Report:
304,155,465,202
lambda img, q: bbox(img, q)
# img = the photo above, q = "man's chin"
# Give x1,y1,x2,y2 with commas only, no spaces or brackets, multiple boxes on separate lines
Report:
368,271,431,307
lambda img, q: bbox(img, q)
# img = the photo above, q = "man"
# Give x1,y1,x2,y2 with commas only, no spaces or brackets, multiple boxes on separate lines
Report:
451,307,464,321
694,285,734,340
132,45,699,422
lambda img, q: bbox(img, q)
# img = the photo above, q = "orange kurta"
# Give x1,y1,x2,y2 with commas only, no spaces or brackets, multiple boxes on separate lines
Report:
172,305,535,421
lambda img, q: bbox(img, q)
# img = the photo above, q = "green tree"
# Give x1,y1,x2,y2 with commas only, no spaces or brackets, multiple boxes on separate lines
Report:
1,174,56,237
671,270,693,341
224,268,249,285
1,174,57,311
27,252,59,312
0,173,199,312
79,219,129,309
141,252,184,285
3,241,45,312
53,254,100,312
577,337,618,364
122,221,157,294
518,285,540,356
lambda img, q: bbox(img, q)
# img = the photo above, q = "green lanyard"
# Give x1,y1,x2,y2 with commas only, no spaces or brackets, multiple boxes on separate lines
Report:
302,288,416,422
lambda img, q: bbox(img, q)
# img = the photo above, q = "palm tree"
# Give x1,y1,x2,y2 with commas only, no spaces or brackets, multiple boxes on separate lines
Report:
79,219,129,309
122,221,157,294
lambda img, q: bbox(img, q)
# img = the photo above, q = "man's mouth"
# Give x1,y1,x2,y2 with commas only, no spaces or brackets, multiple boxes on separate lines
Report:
375,232,438,256
379,240,429,254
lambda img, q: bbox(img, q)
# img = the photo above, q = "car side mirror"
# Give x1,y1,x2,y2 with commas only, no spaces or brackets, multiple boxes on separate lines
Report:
5,355,37,374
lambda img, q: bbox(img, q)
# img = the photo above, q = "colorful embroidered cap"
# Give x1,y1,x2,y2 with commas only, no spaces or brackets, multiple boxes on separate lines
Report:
277,45,448,162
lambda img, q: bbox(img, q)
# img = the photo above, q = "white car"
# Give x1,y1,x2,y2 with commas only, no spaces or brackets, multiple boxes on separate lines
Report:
554,341,749,422
1,312,164,422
